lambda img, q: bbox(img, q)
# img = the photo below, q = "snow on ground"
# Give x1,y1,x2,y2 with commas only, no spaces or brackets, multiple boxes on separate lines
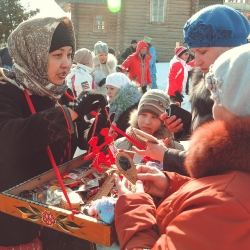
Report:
156,62,169,91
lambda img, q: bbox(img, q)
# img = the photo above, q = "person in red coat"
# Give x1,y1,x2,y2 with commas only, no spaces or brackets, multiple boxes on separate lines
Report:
167,46,194,106
121,40,152,93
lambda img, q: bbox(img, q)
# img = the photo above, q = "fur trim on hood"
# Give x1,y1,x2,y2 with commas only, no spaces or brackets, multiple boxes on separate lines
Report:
109,81,142,122
185,117,250,178
93,53,117,71
189,67,214,132
111,81,142,111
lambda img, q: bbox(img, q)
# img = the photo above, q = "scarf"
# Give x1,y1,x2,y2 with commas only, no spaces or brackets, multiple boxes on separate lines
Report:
2,17,75,101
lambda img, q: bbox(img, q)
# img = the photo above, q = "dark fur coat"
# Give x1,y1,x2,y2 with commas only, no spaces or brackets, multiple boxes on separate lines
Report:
189,68,214,132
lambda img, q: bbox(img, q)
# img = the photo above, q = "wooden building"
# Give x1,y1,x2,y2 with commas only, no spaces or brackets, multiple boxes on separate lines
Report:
55,0,248,62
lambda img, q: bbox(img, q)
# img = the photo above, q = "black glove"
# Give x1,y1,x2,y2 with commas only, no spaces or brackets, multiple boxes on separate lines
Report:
174,91,184,103
116,66,122,72
98,78,106,87
86,108,116,147
71,90,107,120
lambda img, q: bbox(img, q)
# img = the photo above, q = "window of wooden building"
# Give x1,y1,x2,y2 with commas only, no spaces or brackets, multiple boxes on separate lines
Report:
93,14,107,32
199,0,224,10
150,0,165,23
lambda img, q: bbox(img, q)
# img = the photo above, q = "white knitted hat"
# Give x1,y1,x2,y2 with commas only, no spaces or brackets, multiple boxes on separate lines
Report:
206,43,250,117
106,72,130,89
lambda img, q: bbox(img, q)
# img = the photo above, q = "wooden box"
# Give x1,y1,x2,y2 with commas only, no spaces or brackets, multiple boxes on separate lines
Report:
0,155,117,247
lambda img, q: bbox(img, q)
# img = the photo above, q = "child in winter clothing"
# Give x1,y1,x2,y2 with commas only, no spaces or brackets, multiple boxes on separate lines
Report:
92,41,117,94
66,48,94,97
115,89,175,151
121,40,152,93
106,72,142,139
167,46,194,107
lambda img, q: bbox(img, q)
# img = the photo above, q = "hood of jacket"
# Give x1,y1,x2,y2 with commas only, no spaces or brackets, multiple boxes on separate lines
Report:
169,55,187,67
185,117,250,178
93,53,117,71
110,81,142,112
135,41,151,59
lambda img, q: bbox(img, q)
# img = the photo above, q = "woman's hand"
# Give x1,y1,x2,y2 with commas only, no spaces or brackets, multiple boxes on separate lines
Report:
137,165,169,198
114,173,145,196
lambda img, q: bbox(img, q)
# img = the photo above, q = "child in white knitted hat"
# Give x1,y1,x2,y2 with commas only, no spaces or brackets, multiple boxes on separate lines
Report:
106,72,142,139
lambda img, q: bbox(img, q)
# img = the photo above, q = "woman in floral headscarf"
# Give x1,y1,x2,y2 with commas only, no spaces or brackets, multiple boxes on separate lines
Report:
0,17,106,249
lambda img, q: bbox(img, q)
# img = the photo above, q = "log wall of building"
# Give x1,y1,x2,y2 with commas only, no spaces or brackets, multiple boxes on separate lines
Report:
121,0,198,62
71,3,119,55
70,0,199,62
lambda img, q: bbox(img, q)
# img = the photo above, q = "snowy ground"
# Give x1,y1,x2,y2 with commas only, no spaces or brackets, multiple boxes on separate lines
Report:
155,62,169,91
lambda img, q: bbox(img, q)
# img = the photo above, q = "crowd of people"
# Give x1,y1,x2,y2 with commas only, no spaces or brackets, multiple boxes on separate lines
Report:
0,3,250,250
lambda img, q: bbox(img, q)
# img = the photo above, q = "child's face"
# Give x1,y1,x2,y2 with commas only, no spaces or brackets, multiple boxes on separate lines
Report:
138,112,161,134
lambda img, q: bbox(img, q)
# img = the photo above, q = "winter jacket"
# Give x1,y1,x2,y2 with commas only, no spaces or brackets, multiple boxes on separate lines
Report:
66,63,94,97
149,45,157,89
167,56,194,96
0,79,77,244
120,46,136,61
109,81,142,138
115,117,250,249
92,53,117,94
162,148,188,175
121,41,152,87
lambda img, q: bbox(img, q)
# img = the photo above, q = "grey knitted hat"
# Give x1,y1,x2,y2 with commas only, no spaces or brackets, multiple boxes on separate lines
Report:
94,41,108,55
74,48,93,64
138,89,170,118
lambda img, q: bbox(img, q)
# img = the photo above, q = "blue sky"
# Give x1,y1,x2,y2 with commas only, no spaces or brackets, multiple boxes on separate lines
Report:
20,0,71,18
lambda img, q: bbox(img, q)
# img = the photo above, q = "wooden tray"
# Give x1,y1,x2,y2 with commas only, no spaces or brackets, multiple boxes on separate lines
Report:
0,155,117,247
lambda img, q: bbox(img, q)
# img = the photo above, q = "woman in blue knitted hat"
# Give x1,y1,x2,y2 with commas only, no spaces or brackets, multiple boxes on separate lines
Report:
130,4,250,177
114,43,250,250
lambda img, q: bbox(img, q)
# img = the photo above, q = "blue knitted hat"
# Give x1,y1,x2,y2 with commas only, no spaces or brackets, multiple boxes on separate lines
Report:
183,5,250,49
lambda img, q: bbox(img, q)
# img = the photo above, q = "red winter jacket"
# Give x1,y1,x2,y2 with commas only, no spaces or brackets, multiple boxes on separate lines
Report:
121,41,152,87
168,56,194,96
115,118,250,250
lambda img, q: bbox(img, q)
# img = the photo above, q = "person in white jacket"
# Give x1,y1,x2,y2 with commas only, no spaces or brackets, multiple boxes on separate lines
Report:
66,48,94,97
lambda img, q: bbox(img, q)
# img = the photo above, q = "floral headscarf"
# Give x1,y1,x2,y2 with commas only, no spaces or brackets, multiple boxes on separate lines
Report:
2,16,75,101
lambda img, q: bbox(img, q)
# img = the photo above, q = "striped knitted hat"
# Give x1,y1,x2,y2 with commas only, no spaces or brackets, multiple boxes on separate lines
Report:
175,46,188,57
138,89,170,117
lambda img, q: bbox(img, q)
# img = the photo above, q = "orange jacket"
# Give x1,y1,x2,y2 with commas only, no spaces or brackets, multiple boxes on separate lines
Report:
121,41,152,87
115,117,250,249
